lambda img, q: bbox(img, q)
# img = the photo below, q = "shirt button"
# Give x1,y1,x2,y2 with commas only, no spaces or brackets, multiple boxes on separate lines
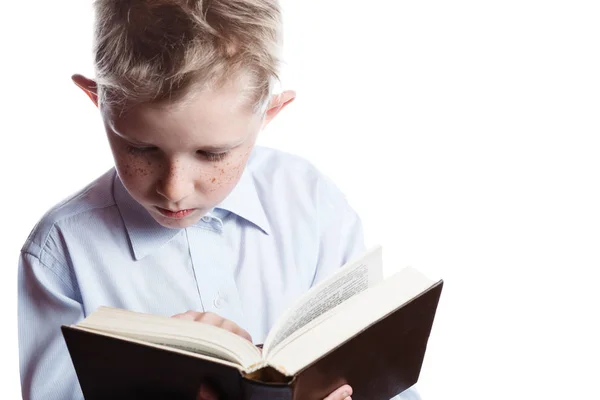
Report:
201,216,211,222
213,297,223,308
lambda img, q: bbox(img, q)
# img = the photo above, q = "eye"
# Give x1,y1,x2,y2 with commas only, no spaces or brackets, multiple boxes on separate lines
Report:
197,151,229,162
127,145,158,155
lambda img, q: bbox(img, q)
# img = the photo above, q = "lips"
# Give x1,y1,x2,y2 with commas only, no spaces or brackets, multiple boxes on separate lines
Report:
156,207,195,219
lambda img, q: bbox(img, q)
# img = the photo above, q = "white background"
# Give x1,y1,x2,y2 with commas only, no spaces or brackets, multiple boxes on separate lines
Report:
1,1,599,399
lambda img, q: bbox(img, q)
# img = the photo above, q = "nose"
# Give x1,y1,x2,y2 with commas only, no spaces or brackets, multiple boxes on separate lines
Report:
156,159,195,204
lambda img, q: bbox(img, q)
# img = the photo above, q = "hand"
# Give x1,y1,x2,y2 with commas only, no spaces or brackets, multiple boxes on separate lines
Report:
324,384,353,400
195,383,353,400
171,311,252,342
196,383,218,400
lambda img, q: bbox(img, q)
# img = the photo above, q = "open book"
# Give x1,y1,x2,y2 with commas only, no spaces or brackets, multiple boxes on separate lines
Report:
62,246,443,400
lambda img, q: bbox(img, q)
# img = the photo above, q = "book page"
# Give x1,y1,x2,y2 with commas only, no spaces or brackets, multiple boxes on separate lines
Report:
262,246,383,356
267,267,439,375
77,307,262,370
71,325,244,371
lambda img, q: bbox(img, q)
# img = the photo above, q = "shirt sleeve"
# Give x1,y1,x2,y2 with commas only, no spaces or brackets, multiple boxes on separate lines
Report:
391,387,423,399
311,174,367,286
310,176,424,400
18,250,85,400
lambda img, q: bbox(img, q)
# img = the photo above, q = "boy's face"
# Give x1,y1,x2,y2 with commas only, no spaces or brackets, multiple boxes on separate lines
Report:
82,76,293,229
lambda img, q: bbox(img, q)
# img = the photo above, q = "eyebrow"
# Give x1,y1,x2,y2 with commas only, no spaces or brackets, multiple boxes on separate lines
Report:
119,133,244,152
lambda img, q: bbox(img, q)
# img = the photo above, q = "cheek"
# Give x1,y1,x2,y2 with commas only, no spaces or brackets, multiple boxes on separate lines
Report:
114,152,158,189
107,134,159,181
205,150,252,192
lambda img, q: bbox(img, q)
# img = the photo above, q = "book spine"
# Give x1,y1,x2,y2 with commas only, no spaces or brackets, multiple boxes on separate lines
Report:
241,379,293,400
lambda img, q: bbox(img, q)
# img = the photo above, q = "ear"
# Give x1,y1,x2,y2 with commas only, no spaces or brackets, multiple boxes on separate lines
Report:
262,90,296,128
72,74,99,107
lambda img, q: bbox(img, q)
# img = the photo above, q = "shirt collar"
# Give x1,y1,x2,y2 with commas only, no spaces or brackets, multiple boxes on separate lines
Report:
113,168,270,261
215,168,271,235
113,174,180,261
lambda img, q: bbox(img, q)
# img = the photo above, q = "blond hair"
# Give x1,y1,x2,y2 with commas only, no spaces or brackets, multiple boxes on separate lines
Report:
93,0,282,113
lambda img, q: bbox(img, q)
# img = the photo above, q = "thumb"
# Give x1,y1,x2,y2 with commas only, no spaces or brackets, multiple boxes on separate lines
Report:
196,383,219,400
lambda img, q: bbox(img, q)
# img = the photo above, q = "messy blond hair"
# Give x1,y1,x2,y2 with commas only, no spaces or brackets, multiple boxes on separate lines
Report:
93,0,282,113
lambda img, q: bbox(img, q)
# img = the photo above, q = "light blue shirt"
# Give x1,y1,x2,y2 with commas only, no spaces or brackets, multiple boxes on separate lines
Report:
18,146,419,400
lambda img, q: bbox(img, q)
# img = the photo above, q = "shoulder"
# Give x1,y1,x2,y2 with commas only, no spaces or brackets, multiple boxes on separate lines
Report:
247,146,348,206
247,145,321,180
245,147,365,286
21,169,118,260
246,146,354,235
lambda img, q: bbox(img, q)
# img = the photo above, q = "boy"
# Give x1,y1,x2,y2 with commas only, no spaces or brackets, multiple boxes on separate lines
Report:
18,1,419,399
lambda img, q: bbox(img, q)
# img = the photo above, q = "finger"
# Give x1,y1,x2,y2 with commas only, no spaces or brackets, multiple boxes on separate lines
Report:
221,320,253,342
235,327,253,342
196,383,219,400
172,310,200,321
220,319,240,333
173,312,252,341
197,312,224,325
171,314,195,320
324,384,353,400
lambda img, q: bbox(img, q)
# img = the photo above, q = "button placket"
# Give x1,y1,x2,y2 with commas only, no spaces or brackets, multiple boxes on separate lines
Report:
187,223,243,325
199,213,224,232
213,290,228,309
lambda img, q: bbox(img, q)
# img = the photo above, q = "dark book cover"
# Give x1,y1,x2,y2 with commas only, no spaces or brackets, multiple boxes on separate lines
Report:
62,280,442,400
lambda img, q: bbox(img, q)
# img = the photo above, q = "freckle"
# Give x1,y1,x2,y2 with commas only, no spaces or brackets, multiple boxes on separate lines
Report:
135,167,149,176
211,177,216,183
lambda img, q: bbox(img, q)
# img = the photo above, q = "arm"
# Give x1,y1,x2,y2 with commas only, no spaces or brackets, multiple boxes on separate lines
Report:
18,252,85,400
311,175,366,286
391,389,423,400
313,177,423,400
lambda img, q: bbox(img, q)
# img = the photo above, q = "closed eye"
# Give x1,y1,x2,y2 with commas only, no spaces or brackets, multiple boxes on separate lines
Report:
127,145,158,155
197,150,229,162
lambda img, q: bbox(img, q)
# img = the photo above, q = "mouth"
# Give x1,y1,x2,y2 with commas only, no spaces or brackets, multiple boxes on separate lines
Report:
155,207,196,219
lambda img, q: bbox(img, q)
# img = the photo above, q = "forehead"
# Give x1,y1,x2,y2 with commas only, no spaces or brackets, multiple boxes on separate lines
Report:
103,77,263,147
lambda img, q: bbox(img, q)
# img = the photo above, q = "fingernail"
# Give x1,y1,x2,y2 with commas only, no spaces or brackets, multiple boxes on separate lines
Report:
342,392,349,398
